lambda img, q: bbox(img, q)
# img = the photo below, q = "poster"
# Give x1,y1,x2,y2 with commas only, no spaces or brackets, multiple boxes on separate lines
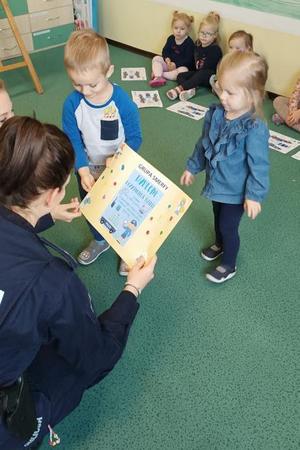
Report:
80,144,192,267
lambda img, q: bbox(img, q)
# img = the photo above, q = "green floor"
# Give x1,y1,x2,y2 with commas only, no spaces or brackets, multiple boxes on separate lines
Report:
2,45,299,450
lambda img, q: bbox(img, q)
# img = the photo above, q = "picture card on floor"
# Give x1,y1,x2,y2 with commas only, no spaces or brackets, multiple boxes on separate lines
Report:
166,101,208,120
269,130,300,154
132,90,163,108
291,150,300,160
121,67,147,81
80,144,192,268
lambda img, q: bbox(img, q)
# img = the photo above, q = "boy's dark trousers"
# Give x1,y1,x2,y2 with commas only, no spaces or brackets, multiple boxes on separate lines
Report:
212,201,244,269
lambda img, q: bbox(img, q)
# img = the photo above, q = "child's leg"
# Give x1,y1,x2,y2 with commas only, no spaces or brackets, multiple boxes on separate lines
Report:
163,66,188,81
178,69,214,91
273,96,289,122
76,174,110,264
152,55,167,78
218,203,244,269
166,71,193,100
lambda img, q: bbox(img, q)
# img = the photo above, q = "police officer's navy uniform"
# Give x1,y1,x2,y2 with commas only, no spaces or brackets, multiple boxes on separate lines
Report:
0,206,139,448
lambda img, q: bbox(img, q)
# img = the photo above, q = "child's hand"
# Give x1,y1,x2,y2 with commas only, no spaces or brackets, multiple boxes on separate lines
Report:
244,199,261,219
78,167,95,192
165,57,171,65
105,156,114,168
286,109,300,126
51,198,81,223
180,170,195,186
167,61,176,71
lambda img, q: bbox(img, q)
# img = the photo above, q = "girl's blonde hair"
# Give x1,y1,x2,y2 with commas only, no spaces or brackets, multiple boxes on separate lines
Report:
198,11,220,34
64,29,111,74
171,10,194,30
229,30,253,51
217,51,268,117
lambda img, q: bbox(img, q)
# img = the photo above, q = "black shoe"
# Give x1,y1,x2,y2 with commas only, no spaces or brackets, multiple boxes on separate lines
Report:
206,265,237,283
201,244,223,261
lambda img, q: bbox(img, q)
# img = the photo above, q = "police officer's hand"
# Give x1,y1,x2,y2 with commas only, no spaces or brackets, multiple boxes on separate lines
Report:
125,255,157,294
51,197,81,223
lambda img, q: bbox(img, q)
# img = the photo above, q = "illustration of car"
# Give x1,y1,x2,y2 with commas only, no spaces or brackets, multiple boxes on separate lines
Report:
100,216,116,233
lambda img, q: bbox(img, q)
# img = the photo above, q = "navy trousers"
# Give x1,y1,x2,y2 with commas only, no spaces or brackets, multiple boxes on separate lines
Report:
212,201,244,269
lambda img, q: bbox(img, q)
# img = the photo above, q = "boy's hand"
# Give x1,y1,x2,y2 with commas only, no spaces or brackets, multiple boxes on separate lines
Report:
105,156,114,168
180,170,195,186
244,199,261,219
51,198,81,223
78,167,95,192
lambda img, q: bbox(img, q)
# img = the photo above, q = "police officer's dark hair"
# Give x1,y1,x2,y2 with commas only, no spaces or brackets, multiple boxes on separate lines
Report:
0,116,74,208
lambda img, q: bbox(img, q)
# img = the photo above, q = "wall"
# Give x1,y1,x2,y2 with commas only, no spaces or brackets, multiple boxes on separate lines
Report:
98,0,300,96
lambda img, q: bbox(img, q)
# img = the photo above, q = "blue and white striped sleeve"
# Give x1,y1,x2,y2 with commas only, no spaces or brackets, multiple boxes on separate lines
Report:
115,87,142,151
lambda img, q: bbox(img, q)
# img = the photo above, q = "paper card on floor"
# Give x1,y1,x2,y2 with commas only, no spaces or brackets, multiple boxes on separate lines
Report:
80,144,192,268
291,150,300,160
166,101,208,120
132,90,163,108
269,130,300,153
121,67,147,81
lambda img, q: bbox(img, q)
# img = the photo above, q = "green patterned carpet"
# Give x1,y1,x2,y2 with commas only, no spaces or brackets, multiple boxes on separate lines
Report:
2,44,299,450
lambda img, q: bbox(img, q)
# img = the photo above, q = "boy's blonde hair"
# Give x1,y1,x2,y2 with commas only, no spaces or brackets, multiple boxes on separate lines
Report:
198,11,220,34
229,30,253,51
217,51,268,117
64,29,111,74
171,10,194,30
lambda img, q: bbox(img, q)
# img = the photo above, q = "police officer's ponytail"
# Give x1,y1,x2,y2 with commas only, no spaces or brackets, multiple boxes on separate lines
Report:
0,116,74,208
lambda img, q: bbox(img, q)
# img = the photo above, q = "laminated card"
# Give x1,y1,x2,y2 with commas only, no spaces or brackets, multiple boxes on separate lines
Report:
80,144,192,268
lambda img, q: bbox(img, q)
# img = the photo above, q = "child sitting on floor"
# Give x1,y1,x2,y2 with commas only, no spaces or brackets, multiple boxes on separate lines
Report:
149,11,195,88
210,30,253,95
272,77,300,132
166,11,222,102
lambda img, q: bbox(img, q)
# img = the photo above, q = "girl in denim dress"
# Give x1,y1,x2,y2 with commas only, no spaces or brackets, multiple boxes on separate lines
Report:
180,51,270,283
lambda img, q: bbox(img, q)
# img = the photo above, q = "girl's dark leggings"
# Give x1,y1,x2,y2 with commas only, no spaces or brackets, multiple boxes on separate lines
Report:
212,201,244,269
177,69,214,90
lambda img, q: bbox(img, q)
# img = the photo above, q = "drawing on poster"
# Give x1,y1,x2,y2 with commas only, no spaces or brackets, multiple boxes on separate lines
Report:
269,130,300,154
167,101,208,120
100,170,164,245
121,68,147,81
132,90,163,108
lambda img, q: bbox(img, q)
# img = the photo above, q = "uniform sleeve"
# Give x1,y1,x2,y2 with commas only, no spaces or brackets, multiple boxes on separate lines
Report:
35,214,54,233
162,35,173,59
62,94,89,170
117,89,142,151
48,271,139,382
245,121,270,202
186,109,212,174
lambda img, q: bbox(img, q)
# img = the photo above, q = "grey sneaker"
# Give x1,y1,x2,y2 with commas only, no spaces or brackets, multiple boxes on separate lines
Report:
201,244,223,261
77,240,110,265
119,259,129,276
206,265,237,284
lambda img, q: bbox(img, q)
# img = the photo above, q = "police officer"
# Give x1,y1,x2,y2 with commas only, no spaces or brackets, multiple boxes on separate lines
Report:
0,116,157,449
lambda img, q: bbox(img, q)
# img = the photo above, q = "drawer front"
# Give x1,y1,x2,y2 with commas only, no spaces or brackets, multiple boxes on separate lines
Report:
30,5,73,32
27,0,73,14
0,0,28,19
0,15,31,39
32,22,74,50
0,32,33,59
